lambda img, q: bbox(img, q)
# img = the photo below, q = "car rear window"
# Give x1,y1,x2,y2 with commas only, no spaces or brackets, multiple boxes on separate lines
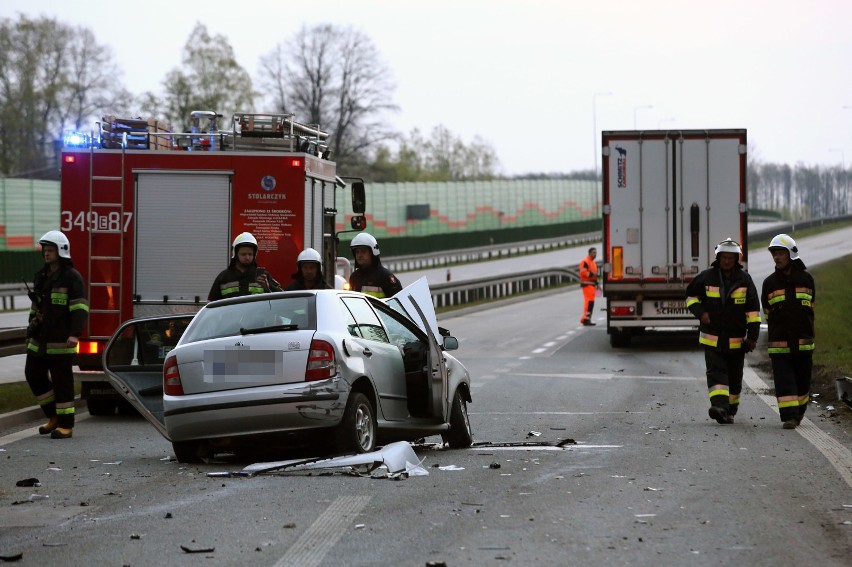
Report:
183,296,315,343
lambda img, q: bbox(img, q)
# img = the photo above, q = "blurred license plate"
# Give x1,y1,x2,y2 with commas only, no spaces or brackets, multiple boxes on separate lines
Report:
658,301,685,309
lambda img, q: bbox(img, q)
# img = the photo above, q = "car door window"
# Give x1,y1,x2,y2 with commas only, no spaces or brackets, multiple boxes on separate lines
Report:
372,303,421,350
341,297,389,343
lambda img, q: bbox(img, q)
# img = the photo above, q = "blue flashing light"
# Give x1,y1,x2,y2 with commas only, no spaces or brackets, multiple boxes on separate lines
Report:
63,131,91,148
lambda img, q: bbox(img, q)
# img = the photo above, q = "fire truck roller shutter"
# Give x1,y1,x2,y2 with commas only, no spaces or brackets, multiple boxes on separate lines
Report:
134,172,232,309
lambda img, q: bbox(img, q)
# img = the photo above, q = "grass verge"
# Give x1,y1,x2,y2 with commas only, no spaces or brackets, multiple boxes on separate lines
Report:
0,381,82,414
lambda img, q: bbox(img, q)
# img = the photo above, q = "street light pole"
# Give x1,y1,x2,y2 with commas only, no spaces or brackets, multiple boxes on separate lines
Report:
593,92,612,182
633,104,653,129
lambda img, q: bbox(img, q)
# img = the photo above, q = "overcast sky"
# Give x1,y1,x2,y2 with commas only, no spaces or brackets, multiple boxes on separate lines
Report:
3,0,851,176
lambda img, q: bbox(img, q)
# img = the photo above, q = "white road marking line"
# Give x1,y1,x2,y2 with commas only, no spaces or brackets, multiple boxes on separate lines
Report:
275,494,371,567
542,342,557,347
531,348,547,354
744,366,852,489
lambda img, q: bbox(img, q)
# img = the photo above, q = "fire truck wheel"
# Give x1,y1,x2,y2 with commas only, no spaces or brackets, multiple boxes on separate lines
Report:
86,396,117,416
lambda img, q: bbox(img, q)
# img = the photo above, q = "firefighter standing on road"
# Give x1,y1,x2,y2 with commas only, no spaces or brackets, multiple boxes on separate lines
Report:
348,233,402,298
579,247,599,326
25,231,89,440
208,232,282,301
760,234,815,430
286,248,332,290
686,238,761,425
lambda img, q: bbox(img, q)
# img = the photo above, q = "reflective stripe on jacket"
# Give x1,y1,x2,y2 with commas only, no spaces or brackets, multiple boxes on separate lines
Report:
761,263,815,357
685,264,760,351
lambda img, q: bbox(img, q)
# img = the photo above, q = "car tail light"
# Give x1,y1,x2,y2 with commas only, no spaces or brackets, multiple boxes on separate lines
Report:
163,355,184,396
305,339,335,382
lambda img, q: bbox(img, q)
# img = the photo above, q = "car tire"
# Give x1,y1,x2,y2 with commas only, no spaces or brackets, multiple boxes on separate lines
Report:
442,389,473,448
337,392,376,453
86,396,116,416
172,441,204,464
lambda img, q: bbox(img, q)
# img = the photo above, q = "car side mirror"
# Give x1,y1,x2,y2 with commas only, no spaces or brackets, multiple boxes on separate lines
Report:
442,336,459,351
351,215,367,230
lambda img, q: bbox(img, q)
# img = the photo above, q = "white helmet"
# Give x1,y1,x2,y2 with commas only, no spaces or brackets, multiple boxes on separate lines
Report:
350,232,380,256
297,248,322,264
39,230,71,259
714,238,742,258
768,233,799,260
232,232,258,256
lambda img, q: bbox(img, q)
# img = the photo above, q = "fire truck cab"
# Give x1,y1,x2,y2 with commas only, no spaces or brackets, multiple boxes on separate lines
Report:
60,112,366,414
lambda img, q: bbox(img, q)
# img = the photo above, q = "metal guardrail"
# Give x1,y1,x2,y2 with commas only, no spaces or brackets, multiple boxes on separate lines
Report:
428,267,579,309
383,232,600,272
0,327,27,357
0,283,27,310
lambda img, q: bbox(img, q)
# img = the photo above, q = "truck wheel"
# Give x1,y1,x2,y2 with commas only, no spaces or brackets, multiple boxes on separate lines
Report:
336,392,376,453
442,389,473,448
86,396,116,416
610,330,632,348
172,441,204,464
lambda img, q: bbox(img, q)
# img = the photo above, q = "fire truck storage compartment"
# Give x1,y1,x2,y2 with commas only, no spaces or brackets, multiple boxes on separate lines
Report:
134,171,231,312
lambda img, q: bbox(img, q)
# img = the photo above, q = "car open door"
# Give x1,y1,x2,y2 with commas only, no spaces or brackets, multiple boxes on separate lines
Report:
102,315,193,441
386,278,450,420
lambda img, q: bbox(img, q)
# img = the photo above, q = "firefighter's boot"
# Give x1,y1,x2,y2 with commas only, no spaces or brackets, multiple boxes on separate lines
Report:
708,406,733,425
38,417,58,435
50,428,73,439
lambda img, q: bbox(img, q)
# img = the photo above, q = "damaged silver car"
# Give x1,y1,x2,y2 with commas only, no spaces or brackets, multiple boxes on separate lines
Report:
103,278,473,463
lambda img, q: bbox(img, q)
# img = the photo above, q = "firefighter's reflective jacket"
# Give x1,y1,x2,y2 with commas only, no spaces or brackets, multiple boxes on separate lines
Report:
349,258,402,299
685,263,761,351
27,261,89,356
760,259,815,356
208,262,282,301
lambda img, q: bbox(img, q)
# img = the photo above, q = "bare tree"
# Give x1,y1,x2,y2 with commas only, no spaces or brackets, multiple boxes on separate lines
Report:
155,23,256,132
0,15,125,178
259,24,398,167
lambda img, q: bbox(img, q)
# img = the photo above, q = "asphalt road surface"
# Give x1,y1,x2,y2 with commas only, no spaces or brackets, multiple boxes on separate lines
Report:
1,228,850,565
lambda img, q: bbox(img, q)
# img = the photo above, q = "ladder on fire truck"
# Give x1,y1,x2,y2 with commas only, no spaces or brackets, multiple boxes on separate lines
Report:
85,135,127,340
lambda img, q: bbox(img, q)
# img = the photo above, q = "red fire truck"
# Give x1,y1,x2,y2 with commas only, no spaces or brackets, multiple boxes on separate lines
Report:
60,112,365,414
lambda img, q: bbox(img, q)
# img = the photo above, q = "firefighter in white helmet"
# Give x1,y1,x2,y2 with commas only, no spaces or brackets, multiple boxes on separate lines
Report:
286,248,332,290
208,232,282,301
348,232,402,298
760,234,815,430
685,238,761,425
25,230,90,439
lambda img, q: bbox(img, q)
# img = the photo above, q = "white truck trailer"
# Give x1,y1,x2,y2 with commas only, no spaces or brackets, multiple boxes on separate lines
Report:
601,129,748,347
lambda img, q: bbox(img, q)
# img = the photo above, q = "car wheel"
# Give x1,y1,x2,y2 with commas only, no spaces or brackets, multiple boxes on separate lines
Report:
172,441,204,464
86,396,116,416
337,392,376,453
442,389,473,448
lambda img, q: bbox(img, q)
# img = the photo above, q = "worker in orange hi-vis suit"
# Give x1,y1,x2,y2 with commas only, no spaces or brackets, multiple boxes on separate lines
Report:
579,247,599,326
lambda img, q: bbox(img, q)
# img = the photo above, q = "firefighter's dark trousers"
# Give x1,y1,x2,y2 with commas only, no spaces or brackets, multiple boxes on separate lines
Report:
704,348,744,415
770,355,812,423
25,353,76,429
